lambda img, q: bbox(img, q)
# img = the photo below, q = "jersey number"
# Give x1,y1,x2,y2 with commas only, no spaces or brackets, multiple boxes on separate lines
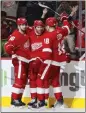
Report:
44,38,49,44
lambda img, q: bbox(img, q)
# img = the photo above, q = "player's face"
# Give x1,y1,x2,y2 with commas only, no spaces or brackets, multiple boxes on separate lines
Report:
18,24,27,32
35,26,44,35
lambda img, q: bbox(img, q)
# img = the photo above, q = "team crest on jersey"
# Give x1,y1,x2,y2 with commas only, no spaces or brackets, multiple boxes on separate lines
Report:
31,42,42,51
24,40,30,49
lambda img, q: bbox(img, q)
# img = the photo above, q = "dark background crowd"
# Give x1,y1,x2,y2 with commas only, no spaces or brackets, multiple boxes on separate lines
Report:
1,1,85,58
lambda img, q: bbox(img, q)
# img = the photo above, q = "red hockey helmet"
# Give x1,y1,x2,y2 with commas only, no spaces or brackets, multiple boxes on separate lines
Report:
34,20,44,27
60,11,68,21
46,17,57,27
17,18,27,25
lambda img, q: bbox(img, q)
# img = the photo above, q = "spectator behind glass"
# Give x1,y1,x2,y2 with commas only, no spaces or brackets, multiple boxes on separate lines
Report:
1,11,9,39
17,1,56,26
1,11,16,40
26,1,43,25
76,13,85,49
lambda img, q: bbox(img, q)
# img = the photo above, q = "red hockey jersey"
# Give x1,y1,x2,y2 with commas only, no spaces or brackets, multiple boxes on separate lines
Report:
29,30,57,62
4,29,31,63
26,26,33,35
51,20,70,66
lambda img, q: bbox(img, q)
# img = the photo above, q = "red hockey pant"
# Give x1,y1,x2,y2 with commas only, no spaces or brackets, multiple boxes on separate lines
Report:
29,61,48,101
44,65,62,100
11,58,29,100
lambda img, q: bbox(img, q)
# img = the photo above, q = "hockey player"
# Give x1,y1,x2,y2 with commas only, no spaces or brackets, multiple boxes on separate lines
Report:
44,17,71,109
28,20,57,109
4,18,31,107
44,6,78,109
45,7,77,108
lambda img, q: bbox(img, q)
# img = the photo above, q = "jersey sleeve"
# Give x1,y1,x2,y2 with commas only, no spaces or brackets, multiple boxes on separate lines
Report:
62,20,71,36
4,35,17,55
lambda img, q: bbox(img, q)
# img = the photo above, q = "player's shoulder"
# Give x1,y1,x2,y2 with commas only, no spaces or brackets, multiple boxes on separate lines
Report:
56,27,64,34
26,26,33,33
11,29,20,37
9,29,24,41
29,29,35,41
45,30,56,36
56,27,63,31
8,29,17,40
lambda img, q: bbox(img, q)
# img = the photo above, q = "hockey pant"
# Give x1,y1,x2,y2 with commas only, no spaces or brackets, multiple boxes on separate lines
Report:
29,60,50,101
28,62,37,100
11,58,29,100
44,65,62,100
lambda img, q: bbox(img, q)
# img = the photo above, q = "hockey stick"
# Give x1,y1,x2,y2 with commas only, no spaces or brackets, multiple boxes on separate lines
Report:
38,2,60,16
38,2,85,34
79,53,85,61
71,21,85,34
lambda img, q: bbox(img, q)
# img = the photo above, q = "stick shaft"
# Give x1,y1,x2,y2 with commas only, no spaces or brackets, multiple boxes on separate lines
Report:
39,3,85,33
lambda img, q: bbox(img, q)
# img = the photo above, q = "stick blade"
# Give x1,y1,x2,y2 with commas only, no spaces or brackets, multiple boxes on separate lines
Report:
38,3,49,9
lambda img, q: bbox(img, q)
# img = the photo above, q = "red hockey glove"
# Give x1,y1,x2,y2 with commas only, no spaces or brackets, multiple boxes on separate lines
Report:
4,42,15,55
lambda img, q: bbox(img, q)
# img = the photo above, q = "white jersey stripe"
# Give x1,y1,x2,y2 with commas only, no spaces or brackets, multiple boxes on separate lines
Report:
45,88,49,94
62,25,70,34
30,88,37,93
12,54,30,63
51,60,67,66
53,87,62,93
42,48,52,53
43,60,66,67
37,87,45,94
41,60,51,80
12,87,24,94
18,61,21,79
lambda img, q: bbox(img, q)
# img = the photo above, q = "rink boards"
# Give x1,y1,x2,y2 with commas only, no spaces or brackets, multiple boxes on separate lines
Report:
0,59,85,108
